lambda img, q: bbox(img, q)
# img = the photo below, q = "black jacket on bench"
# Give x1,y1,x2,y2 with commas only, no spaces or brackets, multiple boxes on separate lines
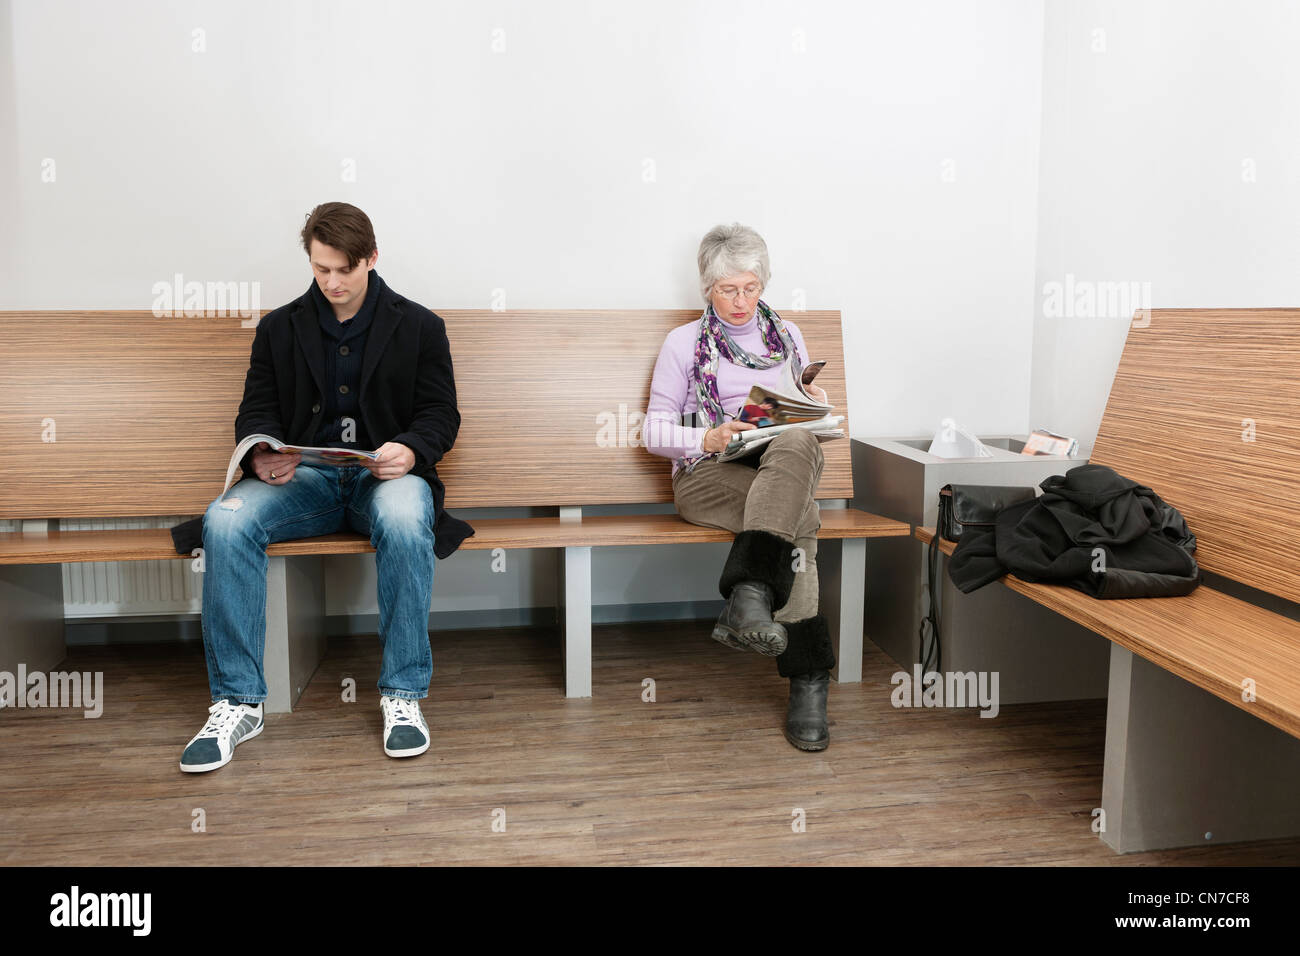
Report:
172,273,474,559
948,463,1199,599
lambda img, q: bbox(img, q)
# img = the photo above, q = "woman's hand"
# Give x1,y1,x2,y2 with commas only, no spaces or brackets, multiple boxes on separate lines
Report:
702,421,756,454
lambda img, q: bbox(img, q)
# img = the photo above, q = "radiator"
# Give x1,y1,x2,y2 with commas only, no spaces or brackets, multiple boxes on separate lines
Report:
58,516,201,618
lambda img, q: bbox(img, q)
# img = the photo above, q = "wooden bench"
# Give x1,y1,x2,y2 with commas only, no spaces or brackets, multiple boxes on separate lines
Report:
915,308,1300,852
0,309,909,712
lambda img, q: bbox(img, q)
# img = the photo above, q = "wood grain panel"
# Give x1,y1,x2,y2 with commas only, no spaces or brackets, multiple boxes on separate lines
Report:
435,310,853,507
913,527,1300,741
0,509,909,565
1089,309,1300,604
0,309,853,518
0,314,252,519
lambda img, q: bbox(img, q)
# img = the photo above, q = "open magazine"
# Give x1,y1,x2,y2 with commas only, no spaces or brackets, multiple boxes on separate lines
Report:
719,359,844,462
222,433,380,495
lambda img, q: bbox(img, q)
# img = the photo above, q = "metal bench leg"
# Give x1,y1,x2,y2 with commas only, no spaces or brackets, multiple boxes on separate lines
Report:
1100,644,1300,852
558,545,592,698
0,565,65,680
819,537,866,683
262,555,325,714
0,521,65,684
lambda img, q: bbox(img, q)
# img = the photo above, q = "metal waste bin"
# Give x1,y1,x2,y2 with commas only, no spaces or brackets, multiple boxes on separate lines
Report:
852,435,1110,704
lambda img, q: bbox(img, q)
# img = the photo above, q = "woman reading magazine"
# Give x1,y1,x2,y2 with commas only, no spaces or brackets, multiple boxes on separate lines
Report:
643,223,838,752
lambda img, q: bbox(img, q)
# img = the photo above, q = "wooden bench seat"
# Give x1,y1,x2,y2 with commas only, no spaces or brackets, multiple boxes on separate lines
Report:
0,509,907,565
0,308,908,711
914,308,1300,853
914,529,1300,740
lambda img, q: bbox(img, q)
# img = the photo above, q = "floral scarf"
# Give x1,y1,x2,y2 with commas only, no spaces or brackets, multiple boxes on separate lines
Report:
679,299,803,473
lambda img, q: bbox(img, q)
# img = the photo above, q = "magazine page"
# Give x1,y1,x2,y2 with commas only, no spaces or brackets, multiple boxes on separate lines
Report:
775,357,827,400
737,385,831,426
281,446,381,468
801,360,827,387
736,358,832,426
735,415,843,443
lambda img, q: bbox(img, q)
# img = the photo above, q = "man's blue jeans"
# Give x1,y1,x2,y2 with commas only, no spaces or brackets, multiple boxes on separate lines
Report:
200,465,436,704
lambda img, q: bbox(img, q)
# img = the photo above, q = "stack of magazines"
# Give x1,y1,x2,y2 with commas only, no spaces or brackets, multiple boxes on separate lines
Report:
719,359,844,463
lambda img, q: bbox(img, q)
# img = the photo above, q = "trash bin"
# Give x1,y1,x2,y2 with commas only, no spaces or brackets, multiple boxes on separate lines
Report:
852,435,1110,705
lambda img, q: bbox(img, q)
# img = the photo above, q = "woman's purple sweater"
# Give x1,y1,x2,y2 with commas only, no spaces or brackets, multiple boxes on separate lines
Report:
644,309,809,475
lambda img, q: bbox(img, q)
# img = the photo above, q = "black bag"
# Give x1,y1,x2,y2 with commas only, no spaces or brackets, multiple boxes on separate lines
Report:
920,484,1037,673
937,484,1037,542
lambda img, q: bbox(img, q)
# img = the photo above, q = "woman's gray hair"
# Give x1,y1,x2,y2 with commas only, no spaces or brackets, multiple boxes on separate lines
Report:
697,223,771,302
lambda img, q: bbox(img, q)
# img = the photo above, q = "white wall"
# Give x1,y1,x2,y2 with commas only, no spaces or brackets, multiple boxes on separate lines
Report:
1032,0,1300,454
2,0,1046,618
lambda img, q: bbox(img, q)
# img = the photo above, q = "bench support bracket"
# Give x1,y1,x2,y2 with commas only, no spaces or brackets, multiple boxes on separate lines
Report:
0,520,66,679
1101,645,1300,852
263,554,326,714
557,545,593,699
555,506,592,698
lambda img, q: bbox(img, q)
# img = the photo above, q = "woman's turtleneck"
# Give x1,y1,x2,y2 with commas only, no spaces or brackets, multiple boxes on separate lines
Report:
719,307,760,340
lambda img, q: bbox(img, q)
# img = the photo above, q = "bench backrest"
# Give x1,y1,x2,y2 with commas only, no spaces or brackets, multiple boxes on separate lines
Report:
1090,309,1300,604
0,309,853,519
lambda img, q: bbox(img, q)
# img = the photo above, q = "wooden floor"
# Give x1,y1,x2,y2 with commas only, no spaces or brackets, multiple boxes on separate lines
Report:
4,621,1300,866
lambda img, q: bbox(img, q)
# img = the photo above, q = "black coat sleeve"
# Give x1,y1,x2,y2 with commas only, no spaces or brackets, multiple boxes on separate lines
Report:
234,317,287,477
393,311,460,473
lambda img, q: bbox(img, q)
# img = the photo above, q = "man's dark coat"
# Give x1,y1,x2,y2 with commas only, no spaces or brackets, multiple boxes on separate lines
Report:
172,273,473,557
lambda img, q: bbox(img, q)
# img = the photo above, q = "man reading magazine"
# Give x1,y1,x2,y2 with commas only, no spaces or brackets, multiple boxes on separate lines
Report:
178,202,472,773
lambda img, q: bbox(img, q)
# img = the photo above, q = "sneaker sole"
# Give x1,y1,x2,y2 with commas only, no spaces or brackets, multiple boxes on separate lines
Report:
712,623,788,657
384,736,430,759
178,721,264,773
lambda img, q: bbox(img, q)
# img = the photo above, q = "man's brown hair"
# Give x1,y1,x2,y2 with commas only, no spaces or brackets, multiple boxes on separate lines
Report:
300,202,377,267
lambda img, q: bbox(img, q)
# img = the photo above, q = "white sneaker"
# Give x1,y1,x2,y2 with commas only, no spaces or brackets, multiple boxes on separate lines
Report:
179,698,264,773
381,695,430,758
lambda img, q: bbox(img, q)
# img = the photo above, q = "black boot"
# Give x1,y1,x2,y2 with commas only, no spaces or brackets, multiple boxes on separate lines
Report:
712,530,796,657
785,670,830,751
777,615,835,751
713,583,786,655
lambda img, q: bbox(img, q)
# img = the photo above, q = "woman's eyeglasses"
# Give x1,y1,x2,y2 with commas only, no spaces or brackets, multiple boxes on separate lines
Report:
713,285,763,302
